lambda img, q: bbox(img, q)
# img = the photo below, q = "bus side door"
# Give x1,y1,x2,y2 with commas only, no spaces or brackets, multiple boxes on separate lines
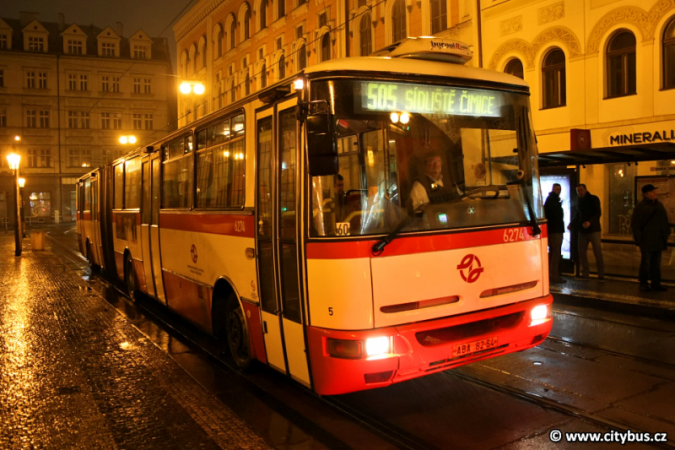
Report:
255,99,311,387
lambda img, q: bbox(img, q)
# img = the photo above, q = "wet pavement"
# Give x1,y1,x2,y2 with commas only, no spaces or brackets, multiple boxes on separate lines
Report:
0,229,270,449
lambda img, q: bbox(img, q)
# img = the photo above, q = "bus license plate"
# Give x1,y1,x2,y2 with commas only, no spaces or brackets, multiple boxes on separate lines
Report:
453,337,499,357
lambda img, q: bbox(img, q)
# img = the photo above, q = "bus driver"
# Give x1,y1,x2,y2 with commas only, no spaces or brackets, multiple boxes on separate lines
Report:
410,152,461,211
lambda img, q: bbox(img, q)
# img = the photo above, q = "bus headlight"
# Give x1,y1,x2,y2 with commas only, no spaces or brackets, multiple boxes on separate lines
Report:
366,336,390,357
530,304,551,326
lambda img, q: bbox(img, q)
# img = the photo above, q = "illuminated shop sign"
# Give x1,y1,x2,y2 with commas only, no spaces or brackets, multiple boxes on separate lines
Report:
609,130,675,145
360,81,502,117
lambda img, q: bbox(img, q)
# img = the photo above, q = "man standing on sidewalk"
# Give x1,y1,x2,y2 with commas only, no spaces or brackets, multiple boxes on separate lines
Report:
545,183,566,283
631,184,671,292
568,184,605,280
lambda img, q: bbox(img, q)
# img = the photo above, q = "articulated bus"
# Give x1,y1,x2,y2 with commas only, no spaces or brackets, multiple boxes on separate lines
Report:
77,37,553,395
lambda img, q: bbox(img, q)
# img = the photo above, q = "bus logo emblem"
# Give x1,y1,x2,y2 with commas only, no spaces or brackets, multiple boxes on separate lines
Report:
457,254,483,283
191,244,198,263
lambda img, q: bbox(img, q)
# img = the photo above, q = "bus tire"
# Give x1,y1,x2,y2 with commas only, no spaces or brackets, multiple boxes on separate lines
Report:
225,294,252,369
125,255,139,302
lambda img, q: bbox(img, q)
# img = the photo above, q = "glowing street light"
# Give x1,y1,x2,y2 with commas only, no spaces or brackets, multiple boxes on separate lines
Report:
119,135,137,145
179,81,205,95
7,153,21,170
18,178,26,188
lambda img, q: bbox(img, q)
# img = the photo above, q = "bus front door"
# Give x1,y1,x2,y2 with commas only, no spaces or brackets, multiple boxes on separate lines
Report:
149,152,166,304
255,99,311,387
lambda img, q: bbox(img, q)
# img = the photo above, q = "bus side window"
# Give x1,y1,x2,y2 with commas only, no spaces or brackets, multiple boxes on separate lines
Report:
114,163,124,209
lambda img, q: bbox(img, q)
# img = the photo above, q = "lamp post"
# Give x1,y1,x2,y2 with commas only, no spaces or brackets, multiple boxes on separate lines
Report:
18,178,26,238
7,152,21,256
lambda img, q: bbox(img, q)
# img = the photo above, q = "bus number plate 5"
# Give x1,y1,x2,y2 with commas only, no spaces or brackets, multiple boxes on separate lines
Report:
336,222,351,236
453,336,498,357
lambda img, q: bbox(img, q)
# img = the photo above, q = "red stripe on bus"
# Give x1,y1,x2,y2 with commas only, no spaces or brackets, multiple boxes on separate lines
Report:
306,224,547,259
159,213,255,238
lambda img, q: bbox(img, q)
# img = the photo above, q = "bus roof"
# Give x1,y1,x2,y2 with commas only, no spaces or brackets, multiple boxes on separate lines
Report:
304,57,529,90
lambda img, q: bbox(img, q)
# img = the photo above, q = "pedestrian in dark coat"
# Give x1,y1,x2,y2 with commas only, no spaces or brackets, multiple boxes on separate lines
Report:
631,184,671,292
545,184,566,283
568,184,605,279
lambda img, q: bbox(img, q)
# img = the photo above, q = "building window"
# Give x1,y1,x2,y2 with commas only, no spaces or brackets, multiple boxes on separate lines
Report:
102,42,116,56
320,33,331,61
278,0,285,19
244,9,251,40
68,74,77,90
360,14,372,56
68,149,91,168
607,30,636,98
430,0,447,35
143,78,151,94
261,63,267,88
79,74,88,91
38,72,47,89
230,20,236,49
542,48,566,109
505,58,524,79
217,27,224,57
260,0,268,30
133,45,146,58
28,37,44,51
26,71,36,89
102,112,111,129
392,0,406,43
664,18,675,90
133,113,142,130
278,54,285,79
0,108,6,127
0,69,4,87
102,75,110,92
68,111,90,129
26,110,37,128
0,34,8,49
39,109,49,128
28,149,52,168
113,113,122,129
133,77,141,93
297,44,306,70
101,149,123,164
144,114,153,130
29,192,51,217
245,73,251,96
319,12,328,29
112,76,120,93
68,40,83,54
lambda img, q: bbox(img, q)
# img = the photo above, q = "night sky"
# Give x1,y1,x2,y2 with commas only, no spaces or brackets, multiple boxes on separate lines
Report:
0,0,200,70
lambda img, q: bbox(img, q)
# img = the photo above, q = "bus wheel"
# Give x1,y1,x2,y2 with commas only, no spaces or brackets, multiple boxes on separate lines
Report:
226,295,252,369
125,256,139,302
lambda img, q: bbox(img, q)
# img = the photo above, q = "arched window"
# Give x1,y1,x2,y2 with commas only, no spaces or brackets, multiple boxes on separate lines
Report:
278,0,286,19
230,20,236,49
430,0,447,35
193,46,199,73
542,48,566,109
244,9,251,40
607,30,636,98
245,73,251,96
230,82,236,102
202,38,207,68
260,0,268,30
217,27,224,57
360,13,372,56
261,63,267,88
278,54,286,79
504,58,524,79
392,0,406,43
321,33,331,61
297,44,306,70
665,19,675,89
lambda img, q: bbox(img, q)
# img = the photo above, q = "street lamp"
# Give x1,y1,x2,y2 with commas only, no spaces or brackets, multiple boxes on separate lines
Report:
7,153,22,256
119,135,137,145
179,81,205,95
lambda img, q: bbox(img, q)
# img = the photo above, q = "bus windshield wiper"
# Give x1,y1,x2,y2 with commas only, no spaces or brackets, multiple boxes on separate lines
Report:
507,179,541,236
372,216,411,255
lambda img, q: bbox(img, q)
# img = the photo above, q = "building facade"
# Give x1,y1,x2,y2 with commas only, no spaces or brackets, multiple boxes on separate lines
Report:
173,0,481,127
0,12,176,225
482,0,675,279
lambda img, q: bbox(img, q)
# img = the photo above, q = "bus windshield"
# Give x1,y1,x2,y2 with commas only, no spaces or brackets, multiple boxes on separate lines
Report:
309,78,543,238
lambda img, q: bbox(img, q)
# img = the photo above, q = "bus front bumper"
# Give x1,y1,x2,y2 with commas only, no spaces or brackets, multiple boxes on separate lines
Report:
307,295,553,396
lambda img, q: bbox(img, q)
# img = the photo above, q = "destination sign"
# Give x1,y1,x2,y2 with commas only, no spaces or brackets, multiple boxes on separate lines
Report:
360,81,502,117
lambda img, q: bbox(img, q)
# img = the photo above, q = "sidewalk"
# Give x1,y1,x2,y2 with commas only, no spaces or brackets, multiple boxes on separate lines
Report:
0,233,270,449
551,275,675,319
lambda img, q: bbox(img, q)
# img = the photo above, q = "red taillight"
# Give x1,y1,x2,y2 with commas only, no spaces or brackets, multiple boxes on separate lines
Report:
480,281,538,298
327,338,363,359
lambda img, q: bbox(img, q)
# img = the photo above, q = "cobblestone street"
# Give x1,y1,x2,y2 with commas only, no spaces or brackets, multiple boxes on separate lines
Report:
0,232,270,449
